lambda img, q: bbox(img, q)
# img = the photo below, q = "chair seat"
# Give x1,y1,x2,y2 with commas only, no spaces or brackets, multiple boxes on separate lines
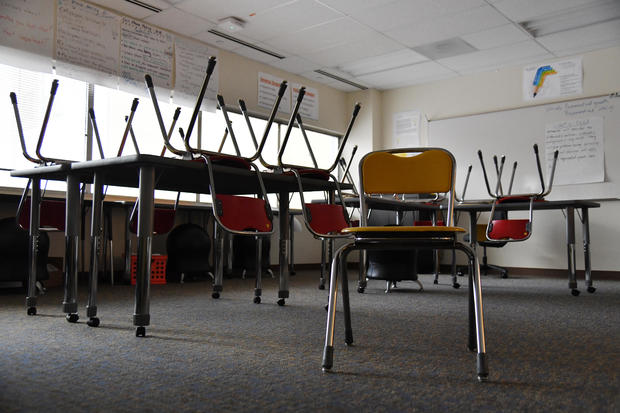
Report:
343,225,466,235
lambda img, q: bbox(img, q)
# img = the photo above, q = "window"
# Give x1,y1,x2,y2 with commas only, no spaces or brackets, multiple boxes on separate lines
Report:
0,63,88,191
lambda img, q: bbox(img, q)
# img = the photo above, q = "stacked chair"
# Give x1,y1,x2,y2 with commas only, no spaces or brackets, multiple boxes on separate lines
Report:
146,56,285,304
476,145,559,278
276,90,361,290
321,148,489,382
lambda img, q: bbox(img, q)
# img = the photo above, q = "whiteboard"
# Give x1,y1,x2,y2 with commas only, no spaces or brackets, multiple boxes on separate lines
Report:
429,94,620,201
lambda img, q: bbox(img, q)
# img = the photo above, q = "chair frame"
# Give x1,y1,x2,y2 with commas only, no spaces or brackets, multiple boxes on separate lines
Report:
322,147,488,382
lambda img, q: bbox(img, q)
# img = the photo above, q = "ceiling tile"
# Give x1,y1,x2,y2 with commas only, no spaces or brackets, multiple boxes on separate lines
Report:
269,56,321,74
357,60,456,88
351,0,486,31
438,40,551,73
385,5,510,48
241,0,344,41
536,19,620,55
317,0,398,15
338,48,428,77
305,33,403,67
175,0,292,22
263,17,376,55
144,8,212,36
91,0,173,19
462,24,531,50
492,0,599,23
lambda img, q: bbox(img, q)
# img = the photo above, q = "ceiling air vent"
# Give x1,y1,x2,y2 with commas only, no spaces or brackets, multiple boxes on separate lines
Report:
207,30,286,59
314,70,367,90
124,0,162,13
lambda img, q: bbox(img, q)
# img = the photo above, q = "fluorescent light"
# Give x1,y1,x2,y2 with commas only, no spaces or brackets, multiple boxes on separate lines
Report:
520,0,620,38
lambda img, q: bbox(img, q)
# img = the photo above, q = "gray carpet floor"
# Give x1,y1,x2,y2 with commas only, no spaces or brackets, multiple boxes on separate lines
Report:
1,271,618,412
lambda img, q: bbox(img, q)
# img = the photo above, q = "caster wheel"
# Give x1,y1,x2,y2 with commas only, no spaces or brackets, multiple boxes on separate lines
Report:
66,313,79,323
212,292,220,299
277,298,285,306
136,326,146,337
587,286,596,293
318,284,325,290
27,307,36,316
501,273,508,279
433,280,438,284
452,283,461,289
357,286,365,294
571,289,580,296
87,317,100,327
253,296,261,304
324,304,328,311
477,375,489,383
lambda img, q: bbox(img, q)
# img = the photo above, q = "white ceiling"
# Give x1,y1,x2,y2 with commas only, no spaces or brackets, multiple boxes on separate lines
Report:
93,0,620,91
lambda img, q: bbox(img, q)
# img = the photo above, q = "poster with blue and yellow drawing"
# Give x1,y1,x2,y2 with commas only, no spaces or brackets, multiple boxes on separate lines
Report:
523,57,582,101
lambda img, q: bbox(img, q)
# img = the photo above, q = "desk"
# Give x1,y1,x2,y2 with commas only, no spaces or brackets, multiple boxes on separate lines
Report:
343,197,600,295
12,154,347,334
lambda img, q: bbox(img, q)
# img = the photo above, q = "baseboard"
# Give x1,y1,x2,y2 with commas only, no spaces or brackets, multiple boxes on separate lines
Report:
439,264,619,280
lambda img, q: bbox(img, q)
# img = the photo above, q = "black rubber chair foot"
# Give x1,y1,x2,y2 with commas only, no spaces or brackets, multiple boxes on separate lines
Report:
136,326,146,337
87,317,100,327
253,296,261,304
318,284,325,290
66,313,79,323
501,274,508,279
452,283,461,289
433,280,438,284
571,289,580,296
587,286,596,293
477,374,489,382
277,298,285,306
212,292,220,299
357,286,365,294
27,307,36,316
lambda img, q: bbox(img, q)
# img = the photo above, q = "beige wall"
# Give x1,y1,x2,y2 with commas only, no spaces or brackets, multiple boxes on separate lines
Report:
378,46,620,272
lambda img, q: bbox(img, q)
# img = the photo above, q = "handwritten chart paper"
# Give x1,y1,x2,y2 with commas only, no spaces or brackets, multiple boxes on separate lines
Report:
0,0,53,70
523,57,582,101
174,38,218,111
393,111,421,147
120,17,173,92
545,117,604,185
258,72,291,113
56,0,120,85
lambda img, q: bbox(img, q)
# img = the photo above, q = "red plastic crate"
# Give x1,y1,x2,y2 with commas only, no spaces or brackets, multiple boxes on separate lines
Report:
131,254,167,285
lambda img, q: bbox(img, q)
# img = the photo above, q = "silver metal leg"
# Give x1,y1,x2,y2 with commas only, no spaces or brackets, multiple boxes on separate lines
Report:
467,247,488,382
582,208,595,293
133,166,155,337
86,172,104,327
289,213,295,275
277,191,290,306
63,174,80,323
565,207,578,295
26,178,41,316
213,225,224,298
254,236,262,303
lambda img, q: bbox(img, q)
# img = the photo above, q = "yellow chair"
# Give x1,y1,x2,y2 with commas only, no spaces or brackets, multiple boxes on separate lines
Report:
322,148,488,381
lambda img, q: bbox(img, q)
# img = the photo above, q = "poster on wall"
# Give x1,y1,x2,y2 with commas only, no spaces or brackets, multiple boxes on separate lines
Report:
545,117,604,185
523,57,582,101
393,111,421,147
258,72,291,113
291,83,319,120
55,0,120,88
0,0,54,71
174,37,218,112
120,17,173,95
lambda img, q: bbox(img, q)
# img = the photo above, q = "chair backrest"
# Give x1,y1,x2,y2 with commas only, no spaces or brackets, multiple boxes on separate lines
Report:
304,203,349,235
359,148,456,227
214,194,272,233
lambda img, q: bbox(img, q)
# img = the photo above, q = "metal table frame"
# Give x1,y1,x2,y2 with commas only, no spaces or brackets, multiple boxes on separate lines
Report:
12,154,346,335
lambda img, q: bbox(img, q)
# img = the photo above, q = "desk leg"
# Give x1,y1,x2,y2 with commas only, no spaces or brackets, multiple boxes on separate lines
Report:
26,178,41,316
63,175,80,323
134,167,155,337
467,210,478,347
565,207,579,295
86,172,104,327
278,191,290,306
289,213,296,275
123,206,131,283
582,208,595,293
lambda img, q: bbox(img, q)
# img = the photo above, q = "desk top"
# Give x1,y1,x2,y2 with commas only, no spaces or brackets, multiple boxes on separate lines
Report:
11,155,349,195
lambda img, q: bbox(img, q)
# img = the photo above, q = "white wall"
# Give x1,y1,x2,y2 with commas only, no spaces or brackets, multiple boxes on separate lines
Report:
379,46,620,271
